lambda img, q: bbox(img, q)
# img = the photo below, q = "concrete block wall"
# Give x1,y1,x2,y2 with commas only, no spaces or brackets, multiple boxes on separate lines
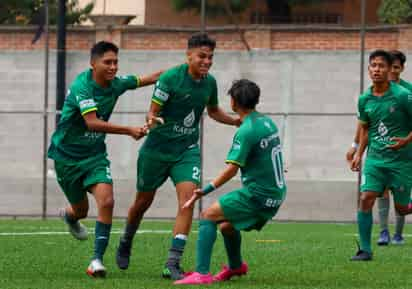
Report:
1,49,411,222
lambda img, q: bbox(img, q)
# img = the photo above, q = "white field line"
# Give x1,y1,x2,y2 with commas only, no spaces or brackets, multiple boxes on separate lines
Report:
0,229,174,236
345,233,412,237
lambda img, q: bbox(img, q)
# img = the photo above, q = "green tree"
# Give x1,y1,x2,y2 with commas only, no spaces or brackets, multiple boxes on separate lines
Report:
0,0,94,25
378,0,412,24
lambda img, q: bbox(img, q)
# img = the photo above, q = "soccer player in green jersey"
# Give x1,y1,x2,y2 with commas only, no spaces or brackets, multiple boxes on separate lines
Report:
346,50,412,246
47,41,162,277
350,50,412,261
174,79,286,285
116,33,241,279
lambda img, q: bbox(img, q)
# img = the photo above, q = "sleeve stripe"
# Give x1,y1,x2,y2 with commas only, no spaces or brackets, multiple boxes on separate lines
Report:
81,107,97,115
225,160,244,167
152,99,164,106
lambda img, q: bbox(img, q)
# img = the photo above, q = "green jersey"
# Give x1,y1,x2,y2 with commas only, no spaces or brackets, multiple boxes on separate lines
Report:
140,63,218,160
358,82,412,165
48,69,139,162
226,111,287,199
399,78,412,92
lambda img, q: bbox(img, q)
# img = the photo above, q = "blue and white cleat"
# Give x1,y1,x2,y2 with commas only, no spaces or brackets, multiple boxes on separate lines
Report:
391,234,405,245
377,229,390,246
59,208,88,241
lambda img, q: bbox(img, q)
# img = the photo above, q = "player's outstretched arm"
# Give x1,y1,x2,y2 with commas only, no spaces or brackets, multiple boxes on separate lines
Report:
138,70,164,87
83,111,147,140
183,163,239,209
207,106,241,126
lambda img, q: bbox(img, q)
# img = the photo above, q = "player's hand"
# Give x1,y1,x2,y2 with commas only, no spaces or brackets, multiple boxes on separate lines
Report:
182,189,204,209
129,126,146,141
234,118,242,127
146,116,164,130
346,147,357,164
387,137,409,150
350,154,362,172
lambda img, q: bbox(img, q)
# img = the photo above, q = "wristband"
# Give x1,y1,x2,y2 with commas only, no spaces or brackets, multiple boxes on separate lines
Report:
202,183,216,195
351,142,359,149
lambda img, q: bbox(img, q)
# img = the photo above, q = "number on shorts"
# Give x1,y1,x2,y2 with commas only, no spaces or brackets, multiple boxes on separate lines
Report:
271,146,285,189
192,166,200,181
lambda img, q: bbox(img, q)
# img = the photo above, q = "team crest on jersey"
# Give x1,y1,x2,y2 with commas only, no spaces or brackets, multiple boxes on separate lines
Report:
184,110,195,127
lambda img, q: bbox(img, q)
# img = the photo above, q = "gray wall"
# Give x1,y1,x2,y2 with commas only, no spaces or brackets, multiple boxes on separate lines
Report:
2,50,410,221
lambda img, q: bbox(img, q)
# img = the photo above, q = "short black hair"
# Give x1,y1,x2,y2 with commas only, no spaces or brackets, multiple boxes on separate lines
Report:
90,41,119,60
188,33,216,50
369,49,393,66
228,79,260,110
389,50,407,66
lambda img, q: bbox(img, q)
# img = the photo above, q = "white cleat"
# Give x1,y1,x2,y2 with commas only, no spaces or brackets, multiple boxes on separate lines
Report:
59,208,88,241
86,259,107,278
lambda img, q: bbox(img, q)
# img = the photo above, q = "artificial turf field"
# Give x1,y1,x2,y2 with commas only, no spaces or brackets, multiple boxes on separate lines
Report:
1,219,412,289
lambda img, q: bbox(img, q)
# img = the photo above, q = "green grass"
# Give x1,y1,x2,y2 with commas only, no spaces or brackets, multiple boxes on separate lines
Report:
0,219,411,289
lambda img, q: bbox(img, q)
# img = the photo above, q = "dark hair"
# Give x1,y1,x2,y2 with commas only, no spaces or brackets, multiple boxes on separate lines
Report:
228,79,260,110
369,49,393,66
389,50,406,66
188,33,216,50
90,41,119,60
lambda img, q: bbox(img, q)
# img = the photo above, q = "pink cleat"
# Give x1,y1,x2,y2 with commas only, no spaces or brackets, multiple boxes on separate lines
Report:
213,262,248,282
174,272,214,285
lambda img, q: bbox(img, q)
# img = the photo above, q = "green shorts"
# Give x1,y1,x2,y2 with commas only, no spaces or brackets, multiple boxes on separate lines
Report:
54,156,112,205
361,160,412,205
137,145,201,192
219,188,283,231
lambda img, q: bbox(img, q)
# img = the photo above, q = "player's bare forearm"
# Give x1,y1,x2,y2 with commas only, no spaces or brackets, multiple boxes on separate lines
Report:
357,122,368,157
146,102,162,121
83,111,145,140
354,122,362,143
138,70,163,87
207,106,240,126
210,163,239,188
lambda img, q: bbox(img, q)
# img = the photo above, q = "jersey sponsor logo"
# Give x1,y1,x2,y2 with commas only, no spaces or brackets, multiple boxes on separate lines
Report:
84,131,104,139
79,99,96,110
173,124,196,135
260,133,279,149
154,88,169,102
378,121,388,137
183,110,195,127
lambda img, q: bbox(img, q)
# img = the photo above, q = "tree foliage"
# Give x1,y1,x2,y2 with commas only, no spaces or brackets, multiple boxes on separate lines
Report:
0,0,94,25
378,0,412,24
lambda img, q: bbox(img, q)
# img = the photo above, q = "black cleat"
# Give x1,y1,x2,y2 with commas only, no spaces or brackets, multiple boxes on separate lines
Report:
351,250,373,261
116,239,132,270
162,263,185,280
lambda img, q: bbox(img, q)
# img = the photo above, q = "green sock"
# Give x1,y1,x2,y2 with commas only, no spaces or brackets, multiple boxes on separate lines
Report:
93,221,112,261
357,211,373,253
395,211,405,236
196,220,217,274
377,197,389,231
223,230,242,269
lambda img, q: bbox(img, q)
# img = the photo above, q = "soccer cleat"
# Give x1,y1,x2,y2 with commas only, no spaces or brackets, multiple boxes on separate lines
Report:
391,234,405,245
162,263,185,280
351,250,373,261
174,272,214,285
59,208,88,241
86,259,107,278
377,229,390,246
213,262,248,282
116,239,132,270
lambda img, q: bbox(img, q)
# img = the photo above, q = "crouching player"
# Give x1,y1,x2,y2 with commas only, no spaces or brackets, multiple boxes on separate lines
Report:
175,79,287,285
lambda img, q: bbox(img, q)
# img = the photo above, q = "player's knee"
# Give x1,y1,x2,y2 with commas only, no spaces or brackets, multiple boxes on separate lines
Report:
200,209,215,220
73,207,88,219
395,205,408,216
219,222,235,235
100,197,115,211
359,193,375,210
134,196,153,212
